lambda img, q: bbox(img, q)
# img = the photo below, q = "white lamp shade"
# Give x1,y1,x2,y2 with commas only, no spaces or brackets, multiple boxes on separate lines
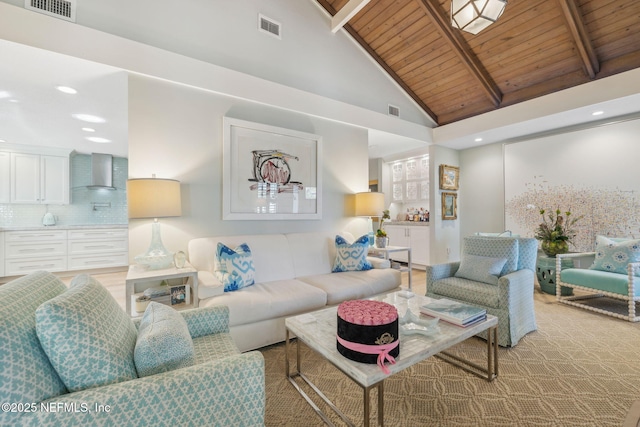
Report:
127,178,182,219
354,192,385,217
451,0,507,35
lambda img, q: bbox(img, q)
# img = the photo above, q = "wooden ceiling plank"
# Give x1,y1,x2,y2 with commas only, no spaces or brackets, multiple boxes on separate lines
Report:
501,69,591,107
315,0,439,123
371,17,426,57
557,0,600,78
417,0,502,107
349,0,398,31
331,0,372,33
361,2,421,44
597,50,640,78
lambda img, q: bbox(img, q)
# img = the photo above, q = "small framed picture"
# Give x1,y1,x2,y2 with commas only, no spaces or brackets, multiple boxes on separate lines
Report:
170,284,190,306
439,164,460,190
441,192,458,220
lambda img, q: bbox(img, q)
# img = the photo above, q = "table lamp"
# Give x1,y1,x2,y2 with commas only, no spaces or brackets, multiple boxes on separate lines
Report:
354,191,385,246
127,176,182,269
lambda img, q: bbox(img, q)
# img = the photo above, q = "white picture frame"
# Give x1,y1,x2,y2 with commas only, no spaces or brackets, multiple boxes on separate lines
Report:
223,117,322,220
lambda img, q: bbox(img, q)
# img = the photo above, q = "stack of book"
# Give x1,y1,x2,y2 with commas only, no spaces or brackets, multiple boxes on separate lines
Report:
419,298,487,327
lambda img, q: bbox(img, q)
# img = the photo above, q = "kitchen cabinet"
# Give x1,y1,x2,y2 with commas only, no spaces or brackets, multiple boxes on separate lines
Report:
67,228,128,271
0,152,9,203
10,153,69,204
383,224,429,267
4,230,68,276
1,226,128,279
0,232,4,277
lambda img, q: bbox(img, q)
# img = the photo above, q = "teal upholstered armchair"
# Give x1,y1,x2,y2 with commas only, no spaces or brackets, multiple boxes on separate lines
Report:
426,236,538,347
0,271,265,427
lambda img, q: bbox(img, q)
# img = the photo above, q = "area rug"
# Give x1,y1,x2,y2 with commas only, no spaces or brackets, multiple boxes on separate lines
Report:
261,290,640,426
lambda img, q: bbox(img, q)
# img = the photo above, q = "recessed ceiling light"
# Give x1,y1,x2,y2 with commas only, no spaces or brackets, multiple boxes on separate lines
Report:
73,114,106,123
56,86,77,94
592,111,604,116
0,139,6,143
0,91,10,99
9,99,18,103
82,127,96,132
86,137,111,143
475,137,483,142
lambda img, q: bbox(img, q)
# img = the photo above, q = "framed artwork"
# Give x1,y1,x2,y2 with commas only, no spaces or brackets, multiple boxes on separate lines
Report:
223,117,322,220
441,192,457,220
170,284,190,306
439,164,460,190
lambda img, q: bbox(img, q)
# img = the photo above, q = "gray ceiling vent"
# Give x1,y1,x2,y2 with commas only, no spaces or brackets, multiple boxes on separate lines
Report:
258,14,281,39
388,104,400,117
25,0,77,22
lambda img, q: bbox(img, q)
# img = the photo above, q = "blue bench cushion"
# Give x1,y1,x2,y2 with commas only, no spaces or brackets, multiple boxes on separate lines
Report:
429,277,501,308
561,268,640,297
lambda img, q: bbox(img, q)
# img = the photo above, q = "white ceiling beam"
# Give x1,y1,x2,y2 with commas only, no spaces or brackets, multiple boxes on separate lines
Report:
331,0,371,33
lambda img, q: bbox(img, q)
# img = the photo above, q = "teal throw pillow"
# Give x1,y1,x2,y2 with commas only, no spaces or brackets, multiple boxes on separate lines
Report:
590,235,640,276
134,302,195,378
455,254,508,285
215,242,256,292
35,274,138,392
332,234,373,272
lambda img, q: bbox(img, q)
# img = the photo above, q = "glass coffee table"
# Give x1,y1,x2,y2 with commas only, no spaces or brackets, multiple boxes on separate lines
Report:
285,291,498,427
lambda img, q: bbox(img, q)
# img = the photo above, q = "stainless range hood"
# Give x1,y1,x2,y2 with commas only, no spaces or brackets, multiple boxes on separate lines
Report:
87,153,115,190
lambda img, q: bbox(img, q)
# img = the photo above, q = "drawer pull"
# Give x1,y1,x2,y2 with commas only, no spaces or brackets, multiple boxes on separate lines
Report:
18,248,57,253
85,245,115,249
19,264,56,270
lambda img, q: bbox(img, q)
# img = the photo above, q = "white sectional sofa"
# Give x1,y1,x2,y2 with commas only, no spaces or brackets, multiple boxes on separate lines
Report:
188,231,402,352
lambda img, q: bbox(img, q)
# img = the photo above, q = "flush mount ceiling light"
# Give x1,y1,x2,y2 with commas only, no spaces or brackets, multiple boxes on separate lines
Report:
86,137,111,143
82,127,96,132
451,0,507,35
56,85,77,94
72,113,106,123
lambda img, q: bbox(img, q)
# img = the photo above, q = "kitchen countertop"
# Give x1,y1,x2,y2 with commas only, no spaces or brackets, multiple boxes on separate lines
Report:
386,221,429,226
0,224,128,231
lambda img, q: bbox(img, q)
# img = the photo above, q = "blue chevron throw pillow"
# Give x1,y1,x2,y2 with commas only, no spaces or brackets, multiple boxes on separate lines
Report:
332,234,373,272
215,242,256,292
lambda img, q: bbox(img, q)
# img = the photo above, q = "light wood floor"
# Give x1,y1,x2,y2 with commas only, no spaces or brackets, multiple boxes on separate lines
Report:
63,267,426,312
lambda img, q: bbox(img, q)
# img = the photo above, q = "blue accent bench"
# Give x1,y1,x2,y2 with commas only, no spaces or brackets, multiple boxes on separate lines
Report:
556,237,640,321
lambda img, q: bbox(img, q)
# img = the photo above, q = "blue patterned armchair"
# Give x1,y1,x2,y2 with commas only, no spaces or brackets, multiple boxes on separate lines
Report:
426,236,538,347
0,271,265,427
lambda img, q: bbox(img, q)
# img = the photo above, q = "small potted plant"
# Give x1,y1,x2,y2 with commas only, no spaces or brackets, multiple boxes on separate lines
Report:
375,228,388,248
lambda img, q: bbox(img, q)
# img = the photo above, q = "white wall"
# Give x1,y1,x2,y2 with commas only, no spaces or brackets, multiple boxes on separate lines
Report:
459,142,505,237
128,74,371,259
457,118,640,253
429,145,460,263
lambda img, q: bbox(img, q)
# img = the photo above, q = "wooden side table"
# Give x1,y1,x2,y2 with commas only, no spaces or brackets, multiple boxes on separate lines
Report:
125,261,198,316
536,255,573,296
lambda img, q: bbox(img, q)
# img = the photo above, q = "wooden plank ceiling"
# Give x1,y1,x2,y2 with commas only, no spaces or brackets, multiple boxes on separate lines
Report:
316,0,640,125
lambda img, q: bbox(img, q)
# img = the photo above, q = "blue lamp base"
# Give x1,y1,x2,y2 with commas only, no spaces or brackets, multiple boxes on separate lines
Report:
135,220,174,270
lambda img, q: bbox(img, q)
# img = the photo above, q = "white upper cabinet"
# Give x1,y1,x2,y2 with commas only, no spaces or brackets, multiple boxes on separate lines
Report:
5,145,71,205
0,152,9,203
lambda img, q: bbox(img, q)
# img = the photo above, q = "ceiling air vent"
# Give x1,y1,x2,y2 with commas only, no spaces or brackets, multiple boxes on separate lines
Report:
258,14,281,39
24,0,76,22
388,104,400,117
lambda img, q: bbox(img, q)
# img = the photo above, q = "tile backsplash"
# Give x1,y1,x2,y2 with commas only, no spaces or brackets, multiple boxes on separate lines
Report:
0,154,128,227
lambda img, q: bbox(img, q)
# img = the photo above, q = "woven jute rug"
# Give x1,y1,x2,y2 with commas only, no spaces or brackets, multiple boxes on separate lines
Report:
261,290,640,426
